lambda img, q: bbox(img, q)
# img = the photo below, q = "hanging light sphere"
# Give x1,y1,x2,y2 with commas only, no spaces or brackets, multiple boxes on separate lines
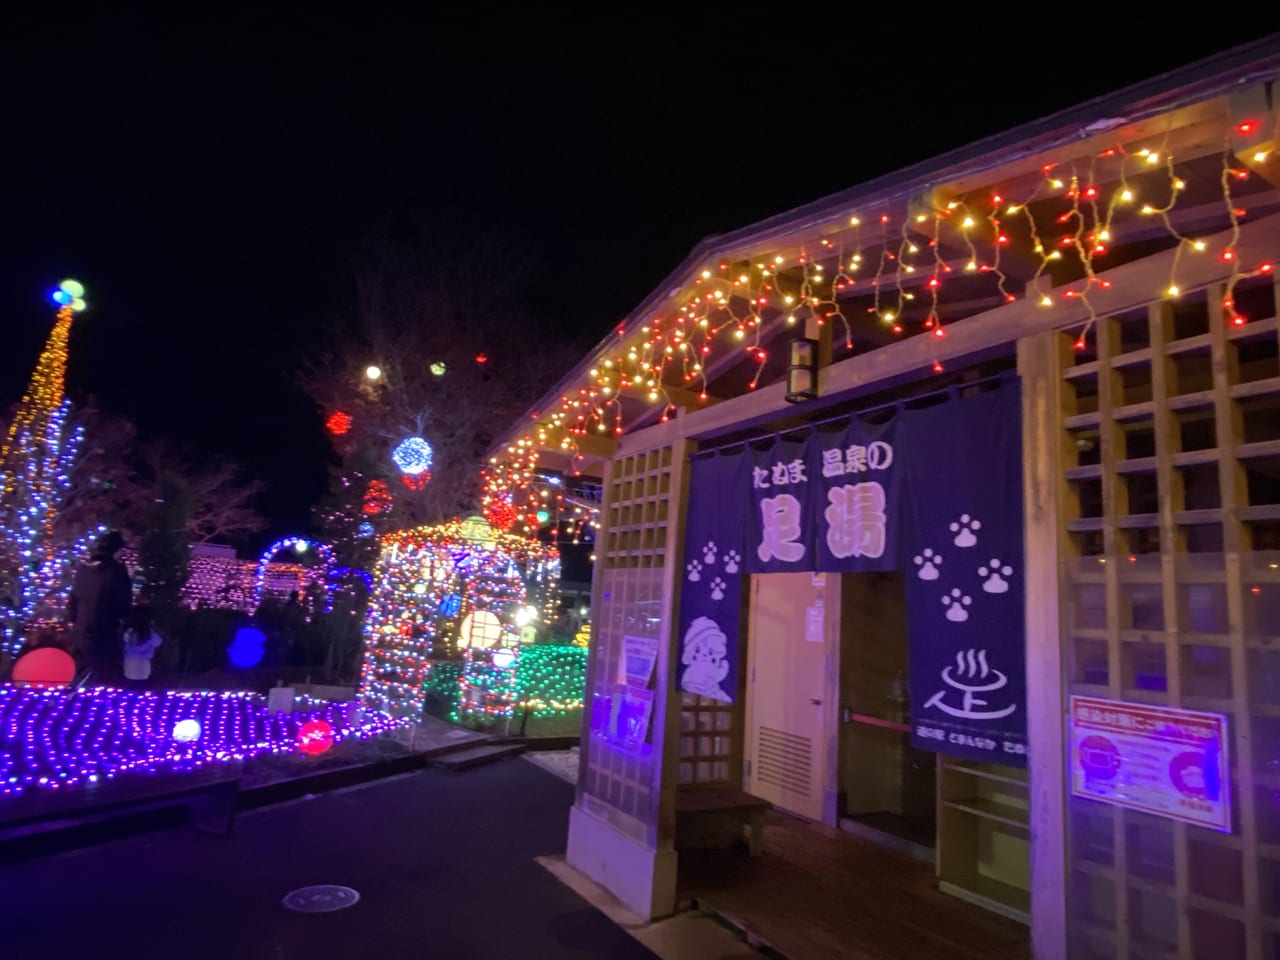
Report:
391,436,434,476
365,365,382,381
52,279,87,311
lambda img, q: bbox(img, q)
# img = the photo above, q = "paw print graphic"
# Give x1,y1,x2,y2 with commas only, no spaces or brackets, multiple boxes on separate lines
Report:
686,559,703,582
941,588,973,623
912,548,942,581
723,549,741,574
709,577,727,601
978,558,1013,594
949,514,982,548
702,540,718,564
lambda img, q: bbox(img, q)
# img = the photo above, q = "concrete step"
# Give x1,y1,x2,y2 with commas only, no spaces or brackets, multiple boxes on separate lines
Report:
428,743,526,771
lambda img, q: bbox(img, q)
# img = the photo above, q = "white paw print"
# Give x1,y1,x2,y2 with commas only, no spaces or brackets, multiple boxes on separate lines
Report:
941,588,973,623
913,548,942,581
686,559,703,582
723,549,741,574
949,514,982,548
979,558,1013,594
709,577,727,601
702,540,718,564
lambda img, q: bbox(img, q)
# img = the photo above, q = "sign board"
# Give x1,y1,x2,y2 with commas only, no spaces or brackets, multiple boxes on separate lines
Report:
1070,695,1231,833
804,604,824,643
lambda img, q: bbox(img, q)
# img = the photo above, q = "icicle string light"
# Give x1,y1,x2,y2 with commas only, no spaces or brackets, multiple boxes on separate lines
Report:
484,107,1275,520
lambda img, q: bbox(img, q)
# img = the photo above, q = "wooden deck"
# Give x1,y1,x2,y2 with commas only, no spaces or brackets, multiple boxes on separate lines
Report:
678,811,1031,960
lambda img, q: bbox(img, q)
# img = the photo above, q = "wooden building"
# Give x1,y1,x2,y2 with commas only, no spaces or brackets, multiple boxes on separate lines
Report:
484,38,1280,959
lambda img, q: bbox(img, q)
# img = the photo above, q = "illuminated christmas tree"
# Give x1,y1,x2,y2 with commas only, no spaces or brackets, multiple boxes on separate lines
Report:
0,281,91,655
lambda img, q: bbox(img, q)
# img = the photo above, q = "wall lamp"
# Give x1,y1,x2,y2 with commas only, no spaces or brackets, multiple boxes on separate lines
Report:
785,338,819,404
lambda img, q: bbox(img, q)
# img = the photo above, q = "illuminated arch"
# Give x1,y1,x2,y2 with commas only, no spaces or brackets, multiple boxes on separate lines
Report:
252,536,335,611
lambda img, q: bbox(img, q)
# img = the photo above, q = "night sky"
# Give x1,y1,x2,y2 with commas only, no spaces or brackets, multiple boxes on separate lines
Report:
0,10,1267,545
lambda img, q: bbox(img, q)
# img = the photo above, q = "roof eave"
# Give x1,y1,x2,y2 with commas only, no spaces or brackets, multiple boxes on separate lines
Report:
491,34,1280,458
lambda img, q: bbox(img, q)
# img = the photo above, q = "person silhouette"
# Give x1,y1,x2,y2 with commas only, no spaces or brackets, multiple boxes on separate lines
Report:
67,531,134,685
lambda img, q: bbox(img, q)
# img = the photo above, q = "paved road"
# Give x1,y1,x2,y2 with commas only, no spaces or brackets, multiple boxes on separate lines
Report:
0,760,656,960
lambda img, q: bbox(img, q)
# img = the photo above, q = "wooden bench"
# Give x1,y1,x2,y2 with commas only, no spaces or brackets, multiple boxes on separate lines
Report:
676,785,771,856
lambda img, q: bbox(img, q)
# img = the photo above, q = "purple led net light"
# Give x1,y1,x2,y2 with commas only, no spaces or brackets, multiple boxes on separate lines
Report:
0,687,401,798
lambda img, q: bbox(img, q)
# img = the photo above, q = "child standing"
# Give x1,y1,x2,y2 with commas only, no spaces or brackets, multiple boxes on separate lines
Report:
122,606,162,686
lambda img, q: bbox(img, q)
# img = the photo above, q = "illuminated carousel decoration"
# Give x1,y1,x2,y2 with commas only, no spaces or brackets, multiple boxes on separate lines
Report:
358,515,560,719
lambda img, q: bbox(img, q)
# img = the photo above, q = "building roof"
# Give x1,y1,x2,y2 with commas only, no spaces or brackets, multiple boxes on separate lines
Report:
484,35,1280,504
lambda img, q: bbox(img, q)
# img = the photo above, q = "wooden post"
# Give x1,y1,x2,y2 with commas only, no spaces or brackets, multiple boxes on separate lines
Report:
1148,300,1194,956
1209,285,1262,960
656,440,695,852
1018,331,1069,960
574,458,615,802
1094,315,1133,960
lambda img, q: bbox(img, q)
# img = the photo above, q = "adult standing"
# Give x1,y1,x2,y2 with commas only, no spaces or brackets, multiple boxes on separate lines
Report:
66,531,133,684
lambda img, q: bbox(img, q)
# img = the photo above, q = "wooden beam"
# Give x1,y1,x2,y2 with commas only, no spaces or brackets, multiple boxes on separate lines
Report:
940,105,1231,205
658,384,720,410
1017,331,1069,960
570,434,618,460
1233,83,1280,189
743,106,1236,274
616,211,1280,457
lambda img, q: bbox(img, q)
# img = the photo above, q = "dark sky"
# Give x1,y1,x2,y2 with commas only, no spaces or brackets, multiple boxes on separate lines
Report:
1,10,1269,545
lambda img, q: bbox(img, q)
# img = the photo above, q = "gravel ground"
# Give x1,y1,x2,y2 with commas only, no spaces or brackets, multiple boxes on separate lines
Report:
524,747,579,784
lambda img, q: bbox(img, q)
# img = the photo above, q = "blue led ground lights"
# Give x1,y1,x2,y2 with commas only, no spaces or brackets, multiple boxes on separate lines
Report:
0,687,401,798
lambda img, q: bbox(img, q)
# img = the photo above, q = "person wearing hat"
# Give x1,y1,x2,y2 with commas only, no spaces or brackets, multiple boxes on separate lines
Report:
66,531,134,685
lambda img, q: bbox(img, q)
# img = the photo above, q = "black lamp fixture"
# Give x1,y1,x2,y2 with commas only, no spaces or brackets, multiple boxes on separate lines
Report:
785,338,819,404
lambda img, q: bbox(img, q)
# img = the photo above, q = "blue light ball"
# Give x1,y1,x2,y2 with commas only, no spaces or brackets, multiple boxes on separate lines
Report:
391,436,433,476
227,627,268,669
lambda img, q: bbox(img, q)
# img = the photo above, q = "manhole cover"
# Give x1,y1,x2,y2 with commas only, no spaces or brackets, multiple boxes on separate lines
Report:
282,885,361,914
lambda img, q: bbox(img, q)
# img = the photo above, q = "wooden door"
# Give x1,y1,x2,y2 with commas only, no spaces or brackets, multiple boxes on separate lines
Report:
746,572,828,820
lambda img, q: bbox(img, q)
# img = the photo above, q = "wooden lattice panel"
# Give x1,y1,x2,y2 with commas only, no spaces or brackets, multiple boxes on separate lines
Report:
579,445,681,845
678,694,735,785
603,446,672,568
1060,276,1280,960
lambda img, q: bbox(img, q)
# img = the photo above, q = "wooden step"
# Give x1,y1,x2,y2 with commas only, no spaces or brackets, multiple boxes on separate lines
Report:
428,743,526,771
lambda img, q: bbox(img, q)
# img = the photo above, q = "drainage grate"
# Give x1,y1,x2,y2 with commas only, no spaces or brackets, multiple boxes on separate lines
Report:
282,885,361,914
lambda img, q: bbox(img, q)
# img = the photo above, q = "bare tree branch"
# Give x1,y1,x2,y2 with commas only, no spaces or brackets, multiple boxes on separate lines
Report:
299,233,591,529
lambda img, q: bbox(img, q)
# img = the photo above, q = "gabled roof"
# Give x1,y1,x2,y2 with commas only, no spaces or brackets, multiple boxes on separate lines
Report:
490,35,1280,467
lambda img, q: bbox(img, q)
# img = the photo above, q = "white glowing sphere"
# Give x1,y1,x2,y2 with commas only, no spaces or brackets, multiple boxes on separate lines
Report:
514,604,539,627
173,719,202,743
459,610,503,649
365,365,382,381
491,648,517,670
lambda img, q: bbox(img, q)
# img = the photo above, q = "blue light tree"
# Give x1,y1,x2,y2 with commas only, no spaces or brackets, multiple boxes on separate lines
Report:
0,282,101,656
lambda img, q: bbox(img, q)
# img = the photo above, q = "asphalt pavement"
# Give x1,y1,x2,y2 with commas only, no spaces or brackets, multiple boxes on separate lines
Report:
0,759,657,960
